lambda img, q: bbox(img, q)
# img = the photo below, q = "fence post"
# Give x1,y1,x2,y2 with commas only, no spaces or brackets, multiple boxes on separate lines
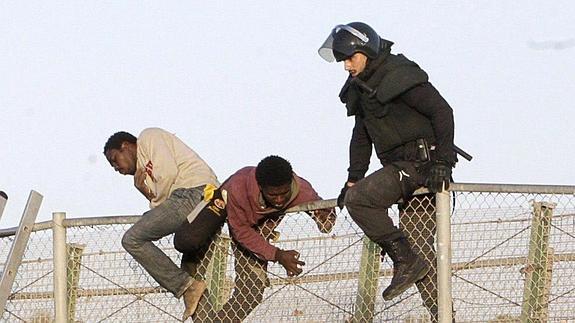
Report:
66,243,85,322
351,236,382,323
520,202,555,322
436,190,453,323
0,190,43,316
207,234,231,311
541,247,554,322
53,212,67,323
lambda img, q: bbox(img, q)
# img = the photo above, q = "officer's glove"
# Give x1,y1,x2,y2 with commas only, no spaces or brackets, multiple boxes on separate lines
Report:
426,161,452,193
337,182,353,209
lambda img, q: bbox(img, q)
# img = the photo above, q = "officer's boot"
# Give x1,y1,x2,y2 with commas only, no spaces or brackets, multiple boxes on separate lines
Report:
381,237,430,300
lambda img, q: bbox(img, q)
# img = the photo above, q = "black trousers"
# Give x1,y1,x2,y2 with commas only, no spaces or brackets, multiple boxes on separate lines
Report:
173,188,227,254
400,194,439,321
344,160,428,244
345,161,440,320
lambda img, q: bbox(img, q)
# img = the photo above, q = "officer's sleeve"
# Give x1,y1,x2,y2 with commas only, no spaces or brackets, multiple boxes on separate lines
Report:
400,82,456,164
347,116,373,182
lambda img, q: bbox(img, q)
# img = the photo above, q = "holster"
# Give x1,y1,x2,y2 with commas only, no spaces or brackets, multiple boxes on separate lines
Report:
415,138,431,162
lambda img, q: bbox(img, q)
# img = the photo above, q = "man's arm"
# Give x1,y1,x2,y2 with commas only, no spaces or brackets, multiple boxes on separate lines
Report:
134,167,156,201
347,116,373,182
226,194,279,262
400,82,456,164
294,176,337,233
337,119,372,208
227,201,305,276
138,131,179,205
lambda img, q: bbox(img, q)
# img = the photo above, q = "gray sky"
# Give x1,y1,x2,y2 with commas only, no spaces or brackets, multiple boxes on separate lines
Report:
2,1,574,228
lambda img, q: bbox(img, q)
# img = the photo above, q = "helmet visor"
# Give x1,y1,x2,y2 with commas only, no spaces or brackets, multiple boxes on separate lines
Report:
318,33,337,62
318,24,370,62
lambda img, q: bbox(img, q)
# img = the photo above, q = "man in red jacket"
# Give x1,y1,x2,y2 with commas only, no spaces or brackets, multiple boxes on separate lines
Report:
213,155,336,321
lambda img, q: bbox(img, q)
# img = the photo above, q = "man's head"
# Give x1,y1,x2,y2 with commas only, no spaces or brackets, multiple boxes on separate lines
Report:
318,22,380,76
103,131,138,176
344,53,369,77
255,155,294,209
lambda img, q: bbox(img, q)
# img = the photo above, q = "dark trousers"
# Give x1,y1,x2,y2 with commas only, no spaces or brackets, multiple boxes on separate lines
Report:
192,241,271,323
173,188,227,255
175,190,229,321
400,194,439,321
344,161,426,244
212,242,270,322
344,161,439,320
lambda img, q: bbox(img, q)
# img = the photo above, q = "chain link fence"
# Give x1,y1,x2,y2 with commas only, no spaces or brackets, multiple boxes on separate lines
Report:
451,186,575,323
1,183,574,322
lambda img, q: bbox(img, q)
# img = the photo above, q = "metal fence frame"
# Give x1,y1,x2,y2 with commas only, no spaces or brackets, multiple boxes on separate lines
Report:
0,191,43,316
1,183,574,322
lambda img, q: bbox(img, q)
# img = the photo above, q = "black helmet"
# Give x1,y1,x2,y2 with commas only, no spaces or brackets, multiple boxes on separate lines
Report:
318,22,381,62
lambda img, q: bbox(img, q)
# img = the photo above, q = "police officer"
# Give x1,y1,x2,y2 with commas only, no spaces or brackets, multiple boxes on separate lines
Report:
319,22,456,319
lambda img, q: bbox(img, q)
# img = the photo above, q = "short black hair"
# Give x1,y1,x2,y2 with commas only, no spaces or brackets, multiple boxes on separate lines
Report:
0,191,7,200
255,155,293,188
103,131,137,154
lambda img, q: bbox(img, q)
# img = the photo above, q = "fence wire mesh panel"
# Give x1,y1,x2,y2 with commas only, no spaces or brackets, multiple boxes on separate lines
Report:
451,189,575,323
63,223,184,323
1,210,436,322
1,183,574,322
1,228,55,322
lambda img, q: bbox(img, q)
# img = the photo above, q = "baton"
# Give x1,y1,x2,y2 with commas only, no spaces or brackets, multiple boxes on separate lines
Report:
454,145,472,161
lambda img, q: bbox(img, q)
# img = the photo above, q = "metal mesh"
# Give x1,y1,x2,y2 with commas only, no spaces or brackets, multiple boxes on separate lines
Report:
1,185,574,322
1,229,55,322
451,191,575,322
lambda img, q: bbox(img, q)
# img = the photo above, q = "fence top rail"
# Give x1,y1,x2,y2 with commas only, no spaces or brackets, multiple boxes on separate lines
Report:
0,215,141,237
0,220,52,238
451,182,575,194
1,182,573,237
0,201,341,236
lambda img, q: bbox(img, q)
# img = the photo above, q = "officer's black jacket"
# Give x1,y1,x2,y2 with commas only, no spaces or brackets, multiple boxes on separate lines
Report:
339,41,456,182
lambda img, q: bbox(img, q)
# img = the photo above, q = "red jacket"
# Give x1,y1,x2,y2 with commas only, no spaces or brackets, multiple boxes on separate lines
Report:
222,167,321,261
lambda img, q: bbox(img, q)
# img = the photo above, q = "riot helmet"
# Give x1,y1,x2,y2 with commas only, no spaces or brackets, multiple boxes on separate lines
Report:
318,22,381,62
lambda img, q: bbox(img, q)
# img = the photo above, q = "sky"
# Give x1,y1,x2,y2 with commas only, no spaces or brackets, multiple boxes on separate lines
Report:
1,1,574,228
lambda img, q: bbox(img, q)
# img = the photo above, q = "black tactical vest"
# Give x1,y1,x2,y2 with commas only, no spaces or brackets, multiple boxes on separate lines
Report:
340,52,436,162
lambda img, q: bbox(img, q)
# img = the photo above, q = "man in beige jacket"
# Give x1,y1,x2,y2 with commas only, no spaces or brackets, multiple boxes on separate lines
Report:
104,127,221,320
